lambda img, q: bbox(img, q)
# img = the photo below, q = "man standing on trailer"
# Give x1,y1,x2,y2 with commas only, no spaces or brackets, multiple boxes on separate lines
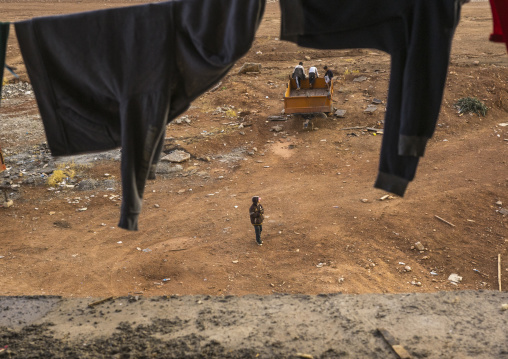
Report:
292,62,306,90
308,65,318,88
324,65,334,91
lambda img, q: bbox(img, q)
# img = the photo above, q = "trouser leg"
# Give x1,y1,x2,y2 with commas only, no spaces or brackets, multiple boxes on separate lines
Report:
255,225,262,244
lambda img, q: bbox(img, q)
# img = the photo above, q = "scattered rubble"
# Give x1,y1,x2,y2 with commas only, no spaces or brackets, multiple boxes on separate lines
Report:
448,273,463,285
334,109,347,118
353,76,368,83
161,150,191,163
415,242,425,251
1,81,35,99
364,105,378,113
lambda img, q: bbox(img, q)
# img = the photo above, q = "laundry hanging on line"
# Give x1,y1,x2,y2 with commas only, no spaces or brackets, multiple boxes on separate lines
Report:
489,0,508,52
15,0,265,230
280,0,464,197
8,0,503,230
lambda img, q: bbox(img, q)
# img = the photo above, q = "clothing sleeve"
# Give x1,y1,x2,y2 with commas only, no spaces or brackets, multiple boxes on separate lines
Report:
0,22,9,106
397,0,460,157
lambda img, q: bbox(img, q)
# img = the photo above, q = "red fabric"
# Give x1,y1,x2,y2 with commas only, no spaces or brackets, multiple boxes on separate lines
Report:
0,147,5,172
489,0,508,52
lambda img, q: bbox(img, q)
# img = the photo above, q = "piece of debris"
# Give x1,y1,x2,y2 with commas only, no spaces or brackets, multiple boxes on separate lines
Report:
353,76,368,82
434,215,456,227
53,220,71,229
448,273,462,285
366,127,383,134
296,354,313,359
271,125,283,132
501,304,508,311
415,242,425,251
208,81,222,93
377,328,412,359
88,296,115,308
404,266,412,272
498,123,508,127
238,62,262,74
174,115,191,125
473,268,489,278
232,260,239,264
268,115,286,121
379,194,391,201
364,104,378,113
161,150,191,163
499,254,502,292
361,198,369,203
498,208,508,216
495,200,503,206
0,199,13,208
335,109,347,117
372,98,383,104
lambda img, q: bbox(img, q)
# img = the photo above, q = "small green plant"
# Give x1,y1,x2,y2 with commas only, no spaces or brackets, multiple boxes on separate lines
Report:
455,97,488,116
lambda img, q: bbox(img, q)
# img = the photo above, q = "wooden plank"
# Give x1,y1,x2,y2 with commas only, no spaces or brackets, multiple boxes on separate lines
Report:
88,296,115,308
499,254,502,292
434,215,456,227
378,328,412,359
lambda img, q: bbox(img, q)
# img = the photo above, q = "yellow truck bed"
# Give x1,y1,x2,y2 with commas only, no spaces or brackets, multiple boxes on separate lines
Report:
284,77,333,114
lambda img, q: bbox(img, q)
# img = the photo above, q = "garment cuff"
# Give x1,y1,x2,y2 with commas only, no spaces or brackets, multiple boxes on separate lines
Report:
374,171,409,197
398,135,429,157
489,33,505,43
118,213,139,231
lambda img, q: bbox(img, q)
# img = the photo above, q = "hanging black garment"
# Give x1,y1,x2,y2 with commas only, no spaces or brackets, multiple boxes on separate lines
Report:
16,0,265,230
280,0,462,196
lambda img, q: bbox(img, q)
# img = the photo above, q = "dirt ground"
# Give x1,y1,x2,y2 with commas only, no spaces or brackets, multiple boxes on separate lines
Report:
1,1,508,358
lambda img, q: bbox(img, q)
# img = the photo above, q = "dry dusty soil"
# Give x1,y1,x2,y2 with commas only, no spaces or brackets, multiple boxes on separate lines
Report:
0,1,508,358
